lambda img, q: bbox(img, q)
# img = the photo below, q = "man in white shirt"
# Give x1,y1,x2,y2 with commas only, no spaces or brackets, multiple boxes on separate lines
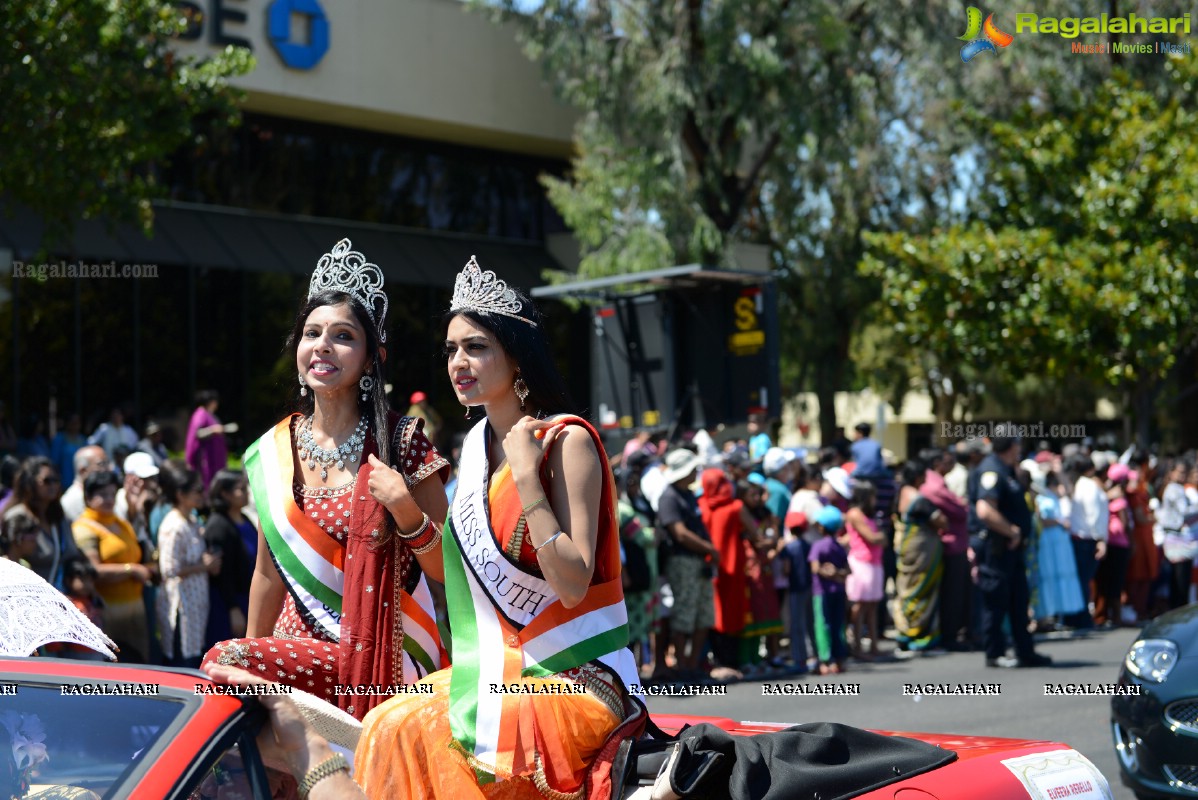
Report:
59,446,110,522
1067,454,1108,630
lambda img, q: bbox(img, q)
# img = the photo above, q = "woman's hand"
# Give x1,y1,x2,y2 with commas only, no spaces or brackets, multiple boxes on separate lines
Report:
502,416,566,487
366,454,421,526
201,665,323,774
202,551,223,576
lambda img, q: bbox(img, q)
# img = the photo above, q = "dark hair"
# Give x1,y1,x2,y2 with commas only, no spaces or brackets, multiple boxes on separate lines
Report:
158,460,203,507
990,436,1020,455
208,468,244,515
0,509,39,553
196,389,220,407
849,479,876,513
855,423,871,436
918,447,945,466
83,469,121,501
287,289,391,464
0,455,19,491
898,459,927,487
1045,471,1061,490
444,283,579,418
736,479,762,500
1064,453,1094,480
12,456,64,525
62,552,97,582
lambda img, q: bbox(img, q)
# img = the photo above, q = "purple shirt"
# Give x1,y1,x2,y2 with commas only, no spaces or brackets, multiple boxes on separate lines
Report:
922,469,969,556
185,406,228,489
808,535,848,596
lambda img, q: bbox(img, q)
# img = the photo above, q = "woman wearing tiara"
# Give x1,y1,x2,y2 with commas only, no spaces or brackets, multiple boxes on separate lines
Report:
202,239,450,722
354,256,643,800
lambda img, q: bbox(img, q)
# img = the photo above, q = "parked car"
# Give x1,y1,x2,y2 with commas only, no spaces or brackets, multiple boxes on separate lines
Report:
1,657,1110,799
1112,603,1198,799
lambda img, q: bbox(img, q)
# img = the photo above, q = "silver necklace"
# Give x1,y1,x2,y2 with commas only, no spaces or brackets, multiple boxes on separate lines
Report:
297,415,368,481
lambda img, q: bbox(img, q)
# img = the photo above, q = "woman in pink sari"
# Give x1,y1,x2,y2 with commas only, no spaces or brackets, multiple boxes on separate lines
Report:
185,390,235,489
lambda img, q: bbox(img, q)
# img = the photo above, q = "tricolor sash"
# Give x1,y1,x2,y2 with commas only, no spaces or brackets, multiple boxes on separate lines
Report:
246,419,345,640
245,417,444,682
445,417,640,781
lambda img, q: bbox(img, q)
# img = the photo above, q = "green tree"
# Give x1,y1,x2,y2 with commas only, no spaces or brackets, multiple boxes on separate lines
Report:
862,58,1198,442
479,0,965,438
1,0,253,247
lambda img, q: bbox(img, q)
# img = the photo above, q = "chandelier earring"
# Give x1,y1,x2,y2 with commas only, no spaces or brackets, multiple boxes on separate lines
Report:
359,374,374,402
298,374,308,397
514,374,529,411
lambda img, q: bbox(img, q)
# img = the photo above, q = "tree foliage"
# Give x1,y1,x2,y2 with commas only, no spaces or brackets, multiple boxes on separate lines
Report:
1,0,253,246
862,56,1198,430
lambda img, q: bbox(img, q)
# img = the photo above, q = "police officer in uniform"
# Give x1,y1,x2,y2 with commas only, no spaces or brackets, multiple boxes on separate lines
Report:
967,430,1053,668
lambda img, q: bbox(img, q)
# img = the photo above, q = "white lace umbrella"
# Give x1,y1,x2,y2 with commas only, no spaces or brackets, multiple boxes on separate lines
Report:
0,558,117,659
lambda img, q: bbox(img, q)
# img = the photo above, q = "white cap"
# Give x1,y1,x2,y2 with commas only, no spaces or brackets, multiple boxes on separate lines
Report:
123,451,159,479
762,447,797,476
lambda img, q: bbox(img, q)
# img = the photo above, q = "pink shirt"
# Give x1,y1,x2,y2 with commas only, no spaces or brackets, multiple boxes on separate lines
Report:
1108,495,1129,548
846,512,883,564
921,469,969,556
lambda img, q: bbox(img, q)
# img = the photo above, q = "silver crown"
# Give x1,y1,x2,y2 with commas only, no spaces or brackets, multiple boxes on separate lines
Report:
308,239,388,343
450,255,536,327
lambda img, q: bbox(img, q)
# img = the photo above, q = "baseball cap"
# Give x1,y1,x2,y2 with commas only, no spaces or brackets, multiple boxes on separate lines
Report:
410,391,427,404
824,466,852,499
762,447,797,476
814,505,843,532
123,451,159,479
1108,464,1131,484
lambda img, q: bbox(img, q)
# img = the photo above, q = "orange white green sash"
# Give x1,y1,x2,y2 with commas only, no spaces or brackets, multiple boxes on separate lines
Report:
246,420,345,640
245,418,444,680
445,418,640,781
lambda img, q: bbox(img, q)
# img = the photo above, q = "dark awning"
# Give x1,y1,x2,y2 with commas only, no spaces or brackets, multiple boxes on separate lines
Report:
0,200,559,289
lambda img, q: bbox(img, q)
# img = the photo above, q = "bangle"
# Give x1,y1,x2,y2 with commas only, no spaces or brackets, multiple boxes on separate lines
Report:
298,753,350,800
534,530,565,554
124,564,132,574
396,513,431,540
411,525,443,555
521,496,546,514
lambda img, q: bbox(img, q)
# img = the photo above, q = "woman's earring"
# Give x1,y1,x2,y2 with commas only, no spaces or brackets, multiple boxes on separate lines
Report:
298,374,308,397
514,375,529,411
359,374,374,402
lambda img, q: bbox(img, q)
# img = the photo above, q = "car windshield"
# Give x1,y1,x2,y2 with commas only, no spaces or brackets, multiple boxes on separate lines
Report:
1,683,185,798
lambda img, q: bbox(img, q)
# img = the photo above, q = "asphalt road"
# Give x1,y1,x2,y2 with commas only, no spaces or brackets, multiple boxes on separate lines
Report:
644,627,1140,799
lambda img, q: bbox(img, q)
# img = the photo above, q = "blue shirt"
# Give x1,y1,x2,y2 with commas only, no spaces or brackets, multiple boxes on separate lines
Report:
850,437,884,477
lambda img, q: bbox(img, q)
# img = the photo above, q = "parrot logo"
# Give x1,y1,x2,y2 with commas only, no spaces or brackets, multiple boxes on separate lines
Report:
958,7,1014,62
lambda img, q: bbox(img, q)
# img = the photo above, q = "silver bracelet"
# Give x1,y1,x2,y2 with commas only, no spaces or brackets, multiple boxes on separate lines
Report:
534,530,565,554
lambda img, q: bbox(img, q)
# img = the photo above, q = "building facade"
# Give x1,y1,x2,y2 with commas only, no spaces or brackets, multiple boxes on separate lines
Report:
0,0,581,449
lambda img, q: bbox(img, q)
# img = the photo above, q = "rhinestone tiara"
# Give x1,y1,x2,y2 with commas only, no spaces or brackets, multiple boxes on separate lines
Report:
308,239,389,343
450,255,536,327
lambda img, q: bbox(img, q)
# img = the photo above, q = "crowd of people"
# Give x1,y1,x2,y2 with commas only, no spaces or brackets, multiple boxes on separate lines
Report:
3,236,1198,798
613,421,1198,679
0,394,251,668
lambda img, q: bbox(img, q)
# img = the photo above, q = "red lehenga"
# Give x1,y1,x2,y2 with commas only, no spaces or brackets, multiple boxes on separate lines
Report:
202,413,449,721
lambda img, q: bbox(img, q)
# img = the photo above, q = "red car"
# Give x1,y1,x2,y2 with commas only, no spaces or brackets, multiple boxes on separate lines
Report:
1,658,1112,800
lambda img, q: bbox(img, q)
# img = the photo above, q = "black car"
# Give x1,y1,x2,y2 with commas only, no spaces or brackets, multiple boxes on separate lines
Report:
1112,603,1198,798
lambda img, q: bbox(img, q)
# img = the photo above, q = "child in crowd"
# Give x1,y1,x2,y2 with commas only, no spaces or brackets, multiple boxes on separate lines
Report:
780,511,813,673
0,510,40,567
738,480,784,671
56,553,108,661
809,505,850,674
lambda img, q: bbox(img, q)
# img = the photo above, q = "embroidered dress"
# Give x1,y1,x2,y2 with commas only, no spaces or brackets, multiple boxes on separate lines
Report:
202,413,448,720
356,416,641,800
157,508,209,661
